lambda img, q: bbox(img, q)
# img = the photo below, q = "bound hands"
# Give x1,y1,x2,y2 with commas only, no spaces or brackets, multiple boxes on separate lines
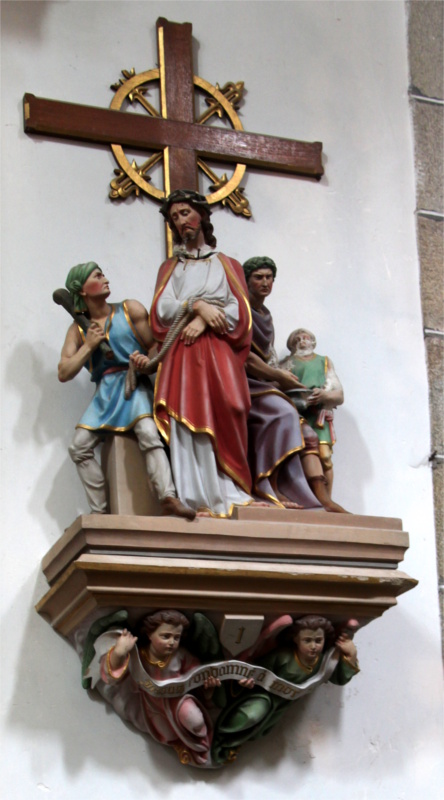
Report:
194,300,228,332
180,300,228,346
181,315,207,346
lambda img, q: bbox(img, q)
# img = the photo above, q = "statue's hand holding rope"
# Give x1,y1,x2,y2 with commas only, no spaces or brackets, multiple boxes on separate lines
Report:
129,351,151,373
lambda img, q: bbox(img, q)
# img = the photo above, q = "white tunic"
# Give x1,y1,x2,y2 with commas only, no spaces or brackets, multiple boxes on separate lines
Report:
156,245,251,517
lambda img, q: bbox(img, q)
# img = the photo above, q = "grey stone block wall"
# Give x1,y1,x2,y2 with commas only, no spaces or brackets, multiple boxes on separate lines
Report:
407,1,444,652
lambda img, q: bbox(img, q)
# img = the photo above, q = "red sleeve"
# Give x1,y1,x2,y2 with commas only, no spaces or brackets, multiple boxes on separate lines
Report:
149,258,178,343
218,254,252,359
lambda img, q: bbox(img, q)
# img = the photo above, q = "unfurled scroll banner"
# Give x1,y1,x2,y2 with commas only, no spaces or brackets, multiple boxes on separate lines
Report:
86,630,339,702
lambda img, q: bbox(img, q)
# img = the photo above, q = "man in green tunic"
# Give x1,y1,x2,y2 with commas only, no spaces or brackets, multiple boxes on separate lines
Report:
281,328,344,497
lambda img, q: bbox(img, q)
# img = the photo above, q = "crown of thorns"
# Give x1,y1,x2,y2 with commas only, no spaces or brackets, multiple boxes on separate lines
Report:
159,189,212,220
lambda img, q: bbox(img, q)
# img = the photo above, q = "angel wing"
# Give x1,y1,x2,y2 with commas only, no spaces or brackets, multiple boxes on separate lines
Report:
81,609,129,689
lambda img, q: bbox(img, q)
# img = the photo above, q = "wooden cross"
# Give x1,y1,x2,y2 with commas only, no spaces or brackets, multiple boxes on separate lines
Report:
24,17,323,234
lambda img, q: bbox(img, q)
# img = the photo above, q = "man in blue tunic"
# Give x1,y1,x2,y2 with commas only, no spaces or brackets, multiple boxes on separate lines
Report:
58,261,195,519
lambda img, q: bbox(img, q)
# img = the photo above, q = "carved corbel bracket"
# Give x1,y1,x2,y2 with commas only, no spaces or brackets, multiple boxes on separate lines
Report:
36,508,417,769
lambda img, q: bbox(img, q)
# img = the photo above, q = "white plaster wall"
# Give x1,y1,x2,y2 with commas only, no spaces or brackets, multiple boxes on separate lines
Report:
1,1,443,798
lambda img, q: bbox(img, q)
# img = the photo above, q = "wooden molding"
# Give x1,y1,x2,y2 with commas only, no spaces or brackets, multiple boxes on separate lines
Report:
37,510,417,636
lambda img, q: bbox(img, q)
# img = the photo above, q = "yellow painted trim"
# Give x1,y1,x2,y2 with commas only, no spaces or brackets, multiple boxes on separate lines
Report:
155,390,250,493
253,489,285,509
255,445,305,483
103,303,115,346
340,654,360,673
151,258,179,315
164,146,171,196
76,413,153,433
158,25,167,118
153,363,170,444
78,326,93,373
163,404,251,494
251,340,272,361
293,650,320,674
122,300,146,349
217,254,252,337
194,498,252,520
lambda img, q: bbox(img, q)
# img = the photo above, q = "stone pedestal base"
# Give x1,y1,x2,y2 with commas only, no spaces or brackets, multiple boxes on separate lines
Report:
101,433,161,516
36,508,417,637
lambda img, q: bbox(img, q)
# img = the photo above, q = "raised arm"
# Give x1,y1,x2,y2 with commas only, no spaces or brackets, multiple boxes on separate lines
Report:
335,632,358,668
109,629,138,672
58,322,106,383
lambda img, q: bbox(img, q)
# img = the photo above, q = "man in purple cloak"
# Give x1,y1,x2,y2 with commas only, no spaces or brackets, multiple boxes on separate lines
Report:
243,256,346,512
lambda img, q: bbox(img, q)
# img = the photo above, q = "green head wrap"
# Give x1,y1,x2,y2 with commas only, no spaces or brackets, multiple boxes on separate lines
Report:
65,262,99,312
242,256,277,283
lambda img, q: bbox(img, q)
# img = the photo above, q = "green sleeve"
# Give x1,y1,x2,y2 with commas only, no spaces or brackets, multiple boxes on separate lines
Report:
329,655,360,686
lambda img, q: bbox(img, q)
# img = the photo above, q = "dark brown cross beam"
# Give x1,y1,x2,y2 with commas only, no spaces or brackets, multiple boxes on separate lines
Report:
24,17,323,197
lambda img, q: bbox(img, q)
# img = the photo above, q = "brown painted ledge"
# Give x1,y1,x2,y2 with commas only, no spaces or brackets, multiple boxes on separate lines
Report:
36,508,417,636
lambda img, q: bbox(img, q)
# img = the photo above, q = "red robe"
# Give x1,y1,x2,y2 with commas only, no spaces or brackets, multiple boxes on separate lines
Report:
150,253,252,494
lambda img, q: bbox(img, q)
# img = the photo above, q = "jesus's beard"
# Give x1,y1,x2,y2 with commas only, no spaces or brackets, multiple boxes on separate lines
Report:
182,222,202,245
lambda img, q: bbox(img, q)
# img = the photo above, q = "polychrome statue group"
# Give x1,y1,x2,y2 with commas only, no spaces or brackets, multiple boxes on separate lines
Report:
57,189,345,518
80,609,359,768
57,191,356,768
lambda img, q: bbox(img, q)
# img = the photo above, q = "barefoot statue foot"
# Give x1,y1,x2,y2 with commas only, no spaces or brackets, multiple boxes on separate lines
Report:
268,481,304,510
308,476,349,513
161,496,196,520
